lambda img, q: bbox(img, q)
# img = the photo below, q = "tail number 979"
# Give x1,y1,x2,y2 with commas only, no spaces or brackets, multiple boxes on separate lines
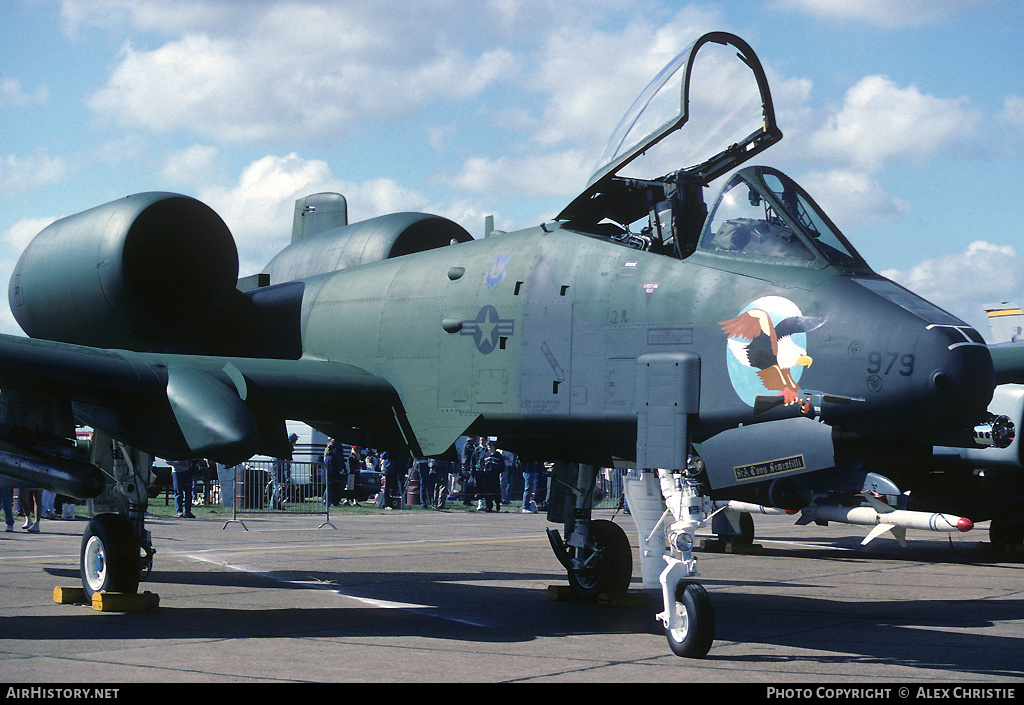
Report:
867,352,915,377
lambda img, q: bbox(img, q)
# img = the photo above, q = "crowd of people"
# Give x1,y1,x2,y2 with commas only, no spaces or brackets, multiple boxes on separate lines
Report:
0,434,555,531
454,436,546,514
315,435,549,514
1,486,73,533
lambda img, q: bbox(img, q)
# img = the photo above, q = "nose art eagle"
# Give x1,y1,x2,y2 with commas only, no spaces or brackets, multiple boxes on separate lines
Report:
720,308,827,405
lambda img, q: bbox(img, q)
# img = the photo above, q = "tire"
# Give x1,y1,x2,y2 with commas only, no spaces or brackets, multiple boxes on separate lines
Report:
666,581,715,658
737,512,754,545
566,519,633,600
717,512,755,545
989,515,1024,547
80,514,141,600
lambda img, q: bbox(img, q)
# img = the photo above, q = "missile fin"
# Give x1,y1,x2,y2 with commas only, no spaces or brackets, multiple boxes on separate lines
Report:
862,523,895,546
892,526,907,547
862,493,895,514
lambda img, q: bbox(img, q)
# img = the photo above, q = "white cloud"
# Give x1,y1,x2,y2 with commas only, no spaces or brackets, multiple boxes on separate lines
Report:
84,4,519,144
0,217,60,336
999,95,1024,130
773,0,991,27
58,0,243,36
199,154,335,273
199,153,443,275
1,217,58,255
0,78,49,107
88,35,266,143
0,152,70,195
443,150,591,198
440,6,727,205
528,7,722,152
797,169,908,230
881,240,1023,331
161,145,221,185
808,75,979,171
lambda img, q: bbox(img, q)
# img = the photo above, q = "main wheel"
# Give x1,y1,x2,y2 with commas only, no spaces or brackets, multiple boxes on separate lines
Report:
81,514,141,599
566,519,633,600
666,581,715,658
989,515,1024,547
736,512,754,545
716,512,754,545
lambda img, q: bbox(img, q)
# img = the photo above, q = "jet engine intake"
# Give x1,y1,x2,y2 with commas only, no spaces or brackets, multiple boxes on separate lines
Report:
10,192,239,350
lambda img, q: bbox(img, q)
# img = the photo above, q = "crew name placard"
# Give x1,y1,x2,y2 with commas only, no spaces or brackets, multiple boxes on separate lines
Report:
734,454,806,482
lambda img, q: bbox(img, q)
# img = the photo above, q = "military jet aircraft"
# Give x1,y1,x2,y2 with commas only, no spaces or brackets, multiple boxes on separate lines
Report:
0,31,1021,659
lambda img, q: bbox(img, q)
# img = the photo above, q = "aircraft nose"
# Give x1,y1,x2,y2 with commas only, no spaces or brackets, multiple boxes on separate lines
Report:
924,326,994,423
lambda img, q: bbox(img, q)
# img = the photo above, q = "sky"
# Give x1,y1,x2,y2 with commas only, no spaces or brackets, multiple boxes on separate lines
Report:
1,0,1023,338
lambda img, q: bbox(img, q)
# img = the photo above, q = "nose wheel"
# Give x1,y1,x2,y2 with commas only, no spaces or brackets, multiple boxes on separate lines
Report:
666,581,715,658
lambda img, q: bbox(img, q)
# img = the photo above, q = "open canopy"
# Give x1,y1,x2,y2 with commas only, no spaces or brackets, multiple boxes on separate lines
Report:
558,31,781,225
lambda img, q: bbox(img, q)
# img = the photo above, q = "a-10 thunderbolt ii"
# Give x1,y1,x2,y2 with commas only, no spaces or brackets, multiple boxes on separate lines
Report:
0,31,1022,659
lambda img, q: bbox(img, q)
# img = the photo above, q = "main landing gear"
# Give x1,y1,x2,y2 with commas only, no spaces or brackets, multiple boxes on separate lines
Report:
989,513,1024,548
545,462,634,599
79,435,154,601
544,352,716,658
544,459,717,659
81,513,141,600
547,517,634,599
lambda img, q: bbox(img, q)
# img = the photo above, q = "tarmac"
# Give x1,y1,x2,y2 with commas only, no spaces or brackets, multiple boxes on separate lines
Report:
1,504,1023,685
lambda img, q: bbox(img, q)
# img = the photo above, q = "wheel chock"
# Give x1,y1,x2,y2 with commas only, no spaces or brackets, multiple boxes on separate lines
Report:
547,585,576,601
53,586,88,605
700,538,763,554
547,585,649,607
91,591,160,612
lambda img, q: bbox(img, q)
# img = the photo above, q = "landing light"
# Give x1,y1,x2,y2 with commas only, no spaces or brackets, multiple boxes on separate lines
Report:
672,532,695,552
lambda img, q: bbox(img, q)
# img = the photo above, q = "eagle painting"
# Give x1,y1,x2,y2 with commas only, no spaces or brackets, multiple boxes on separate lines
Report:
720,303,827,408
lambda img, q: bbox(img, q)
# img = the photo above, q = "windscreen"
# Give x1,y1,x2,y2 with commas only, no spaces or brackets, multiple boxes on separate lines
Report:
700,167,868,267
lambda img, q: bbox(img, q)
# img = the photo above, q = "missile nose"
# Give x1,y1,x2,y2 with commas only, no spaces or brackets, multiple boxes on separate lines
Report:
957,517,973,533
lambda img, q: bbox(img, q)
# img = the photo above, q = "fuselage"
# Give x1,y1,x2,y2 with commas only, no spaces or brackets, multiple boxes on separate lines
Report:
297,221,994,462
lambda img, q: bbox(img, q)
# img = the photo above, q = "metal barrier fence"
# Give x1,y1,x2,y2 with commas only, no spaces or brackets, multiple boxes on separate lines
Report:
209,461,625,523
221,460,332,517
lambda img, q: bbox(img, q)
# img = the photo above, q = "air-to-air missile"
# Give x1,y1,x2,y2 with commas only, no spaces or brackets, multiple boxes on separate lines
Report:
795,494,973,547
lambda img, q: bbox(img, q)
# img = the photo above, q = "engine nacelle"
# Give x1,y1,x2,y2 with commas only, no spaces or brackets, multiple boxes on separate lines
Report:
11,192,239,350
262,208,473,284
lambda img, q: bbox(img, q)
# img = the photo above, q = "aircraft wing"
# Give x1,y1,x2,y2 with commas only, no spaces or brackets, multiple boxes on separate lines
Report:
0,332,399,465
989,342,1024,385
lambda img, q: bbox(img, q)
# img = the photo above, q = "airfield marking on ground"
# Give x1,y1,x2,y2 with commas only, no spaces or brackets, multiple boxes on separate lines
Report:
162,532,549,560
182,551,491,628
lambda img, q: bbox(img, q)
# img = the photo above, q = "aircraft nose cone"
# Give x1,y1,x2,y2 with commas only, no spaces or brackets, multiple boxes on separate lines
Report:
928,335,995,420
